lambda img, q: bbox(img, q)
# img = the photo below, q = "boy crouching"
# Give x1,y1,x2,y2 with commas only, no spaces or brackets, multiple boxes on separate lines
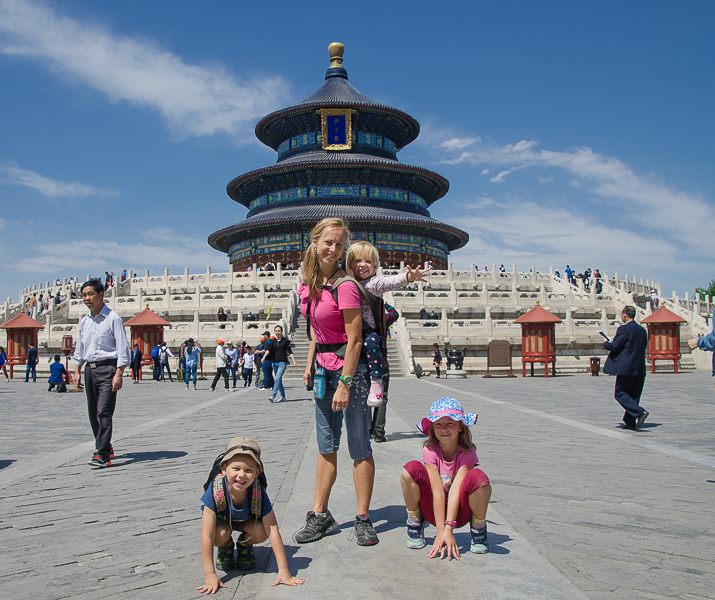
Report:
197,437,304,594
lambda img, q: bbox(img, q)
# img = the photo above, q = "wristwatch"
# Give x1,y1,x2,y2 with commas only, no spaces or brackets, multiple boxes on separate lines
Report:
339,375,353,387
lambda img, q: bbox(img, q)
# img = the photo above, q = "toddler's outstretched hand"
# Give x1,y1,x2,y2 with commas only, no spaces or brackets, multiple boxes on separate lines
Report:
406,265,430,283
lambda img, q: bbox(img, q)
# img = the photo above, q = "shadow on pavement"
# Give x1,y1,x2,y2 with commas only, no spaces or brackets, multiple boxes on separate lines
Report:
381,430,423,443
0,459,15,469
115,450,188,465
453,529,512,555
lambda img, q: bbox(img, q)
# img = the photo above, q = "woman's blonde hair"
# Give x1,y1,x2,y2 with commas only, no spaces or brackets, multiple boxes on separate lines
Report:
302,218,351,299
345,240,380,278
422,420,474,451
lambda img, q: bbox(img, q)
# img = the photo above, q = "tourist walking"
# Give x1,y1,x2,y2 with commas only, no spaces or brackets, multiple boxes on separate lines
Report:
433,343,443,378
72,278,131,468
600,306,649,430
0,346,9,382
159,342,174,382
688,307,715,393
151,342,162,381
25,342,38,382
130,343,142,383
225,342,239,388
184,338,201,390
210,339,230,391
241,346,255,386
295,217,377,546
264,325,298,402
29,294,38,320
258,331,274,390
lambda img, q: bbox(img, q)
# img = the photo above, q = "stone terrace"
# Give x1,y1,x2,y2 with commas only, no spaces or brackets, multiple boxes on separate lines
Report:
0,371,713,599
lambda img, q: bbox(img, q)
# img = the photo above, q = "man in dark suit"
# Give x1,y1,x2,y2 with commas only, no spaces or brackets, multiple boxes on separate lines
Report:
130,343,143,383
601,305,649,430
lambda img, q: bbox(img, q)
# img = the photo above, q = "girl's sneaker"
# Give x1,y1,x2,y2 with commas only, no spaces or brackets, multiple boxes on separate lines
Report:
216,538,235,571
470,524,489,554
406,516,427,549
367,381,383,408
235,544,255,570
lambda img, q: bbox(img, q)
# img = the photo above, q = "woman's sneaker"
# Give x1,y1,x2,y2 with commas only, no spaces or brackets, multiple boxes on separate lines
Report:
367,381,383,408
470,524,489,554
235,544,255,570
216,539,235,571
294,510,338,543
406,516,427,549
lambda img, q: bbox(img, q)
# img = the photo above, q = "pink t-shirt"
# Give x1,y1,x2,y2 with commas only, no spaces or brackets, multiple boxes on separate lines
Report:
298,280,361,371
422,444,479,495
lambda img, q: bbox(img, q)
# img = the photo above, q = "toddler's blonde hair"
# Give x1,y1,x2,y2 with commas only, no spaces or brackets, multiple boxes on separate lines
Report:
345,240,380,278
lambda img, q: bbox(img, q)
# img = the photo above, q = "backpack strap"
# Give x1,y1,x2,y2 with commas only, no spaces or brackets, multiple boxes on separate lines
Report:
212,474,229,519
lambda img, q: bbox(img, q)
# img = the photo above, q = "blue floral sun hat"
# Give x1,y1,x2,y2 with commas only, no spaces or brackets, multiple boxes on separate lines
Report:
417,397,478,435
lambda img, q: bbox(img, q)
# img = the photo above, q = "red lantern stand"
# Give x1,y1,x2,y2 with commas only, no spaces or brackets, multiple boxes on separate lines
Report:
641,307,686,374
0,313,45,379
514,305,562,378
124,308,170,381
61,335,74,383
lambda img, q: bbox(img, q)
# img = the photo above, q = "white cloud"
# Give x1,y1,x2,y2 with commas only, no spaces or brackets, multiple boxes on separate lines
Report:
139,227,178,243
436,137,715,253
0,218,5,230
480,168,490,175
0,164,119,198
5,237,221,274
0,0,288,141
537,175,553,184
438,136,480,151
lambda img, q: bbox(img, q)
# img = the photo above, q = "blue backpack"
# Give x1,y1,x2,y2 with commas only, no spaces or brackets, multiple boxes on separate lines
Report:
151,346,160,359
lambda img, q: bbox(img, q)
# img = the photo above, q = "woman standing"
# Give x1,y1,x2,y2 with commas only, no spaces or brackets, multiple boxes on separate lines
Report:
265,325,298,402
295,218,378,547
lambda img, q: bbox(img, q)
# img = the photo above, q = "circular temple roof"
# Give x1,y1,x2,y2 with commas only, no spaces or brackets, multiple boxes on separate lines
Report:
255,45,419,151
208,203,469,254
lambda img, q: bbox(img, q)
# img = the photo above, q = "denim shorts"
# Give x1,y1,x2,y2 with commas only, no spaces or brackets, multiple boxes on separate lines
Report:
314,362,371,460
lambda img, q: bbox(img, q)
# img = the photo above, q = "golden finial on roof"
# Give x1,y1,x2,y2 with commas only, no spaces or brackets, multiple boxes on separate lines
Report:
328,42,344,67
146,303,149,309
536,300,540,306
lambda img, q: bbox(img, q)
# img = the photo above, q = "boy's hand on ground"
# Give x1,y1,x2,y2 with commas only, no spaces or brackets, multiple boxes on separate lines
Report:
196,574,226,594
271,570,304,587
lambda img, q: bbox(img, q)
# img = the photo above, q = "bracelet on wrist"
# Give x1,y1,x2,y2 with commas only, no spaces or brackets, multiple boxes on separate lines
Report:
444,520,457,529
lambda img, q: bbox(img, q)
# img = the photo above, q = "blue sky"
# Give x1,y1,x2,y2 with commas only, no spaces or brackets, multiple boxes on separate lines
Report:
1,0,713,303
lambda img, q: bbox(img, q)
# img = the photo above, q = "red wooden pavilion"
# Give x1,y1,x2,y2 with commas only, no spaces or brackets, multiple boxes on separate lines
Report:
641,307,686,373
515,305,562,378
125,307,170,380
0,313,45,379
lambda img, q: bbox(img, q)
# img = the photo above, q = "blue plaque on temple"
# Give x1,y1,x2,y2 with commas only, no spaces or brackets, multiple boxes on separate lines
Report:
331,115,346,145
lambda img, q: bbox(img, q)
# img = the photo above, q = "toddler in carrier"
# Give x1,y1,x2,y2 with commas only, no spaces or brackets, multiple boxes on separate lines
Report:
345,240,429,406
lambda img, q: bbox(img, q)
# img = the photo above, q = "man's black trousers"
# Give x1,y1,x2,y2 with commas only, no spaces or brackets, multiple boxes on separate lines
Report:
211,367,229,390
85,364,117,460
614,375,645,428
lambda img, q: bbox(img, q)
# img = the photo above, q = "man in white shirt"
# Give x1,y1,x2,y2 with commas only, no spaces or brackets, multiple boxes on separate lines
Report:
72,279,131,468
210,339,229,392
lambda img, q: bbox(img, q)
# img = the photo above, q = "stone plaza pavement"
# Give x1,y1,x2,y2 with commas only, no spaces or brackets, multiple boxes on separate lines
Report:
0,370,713,600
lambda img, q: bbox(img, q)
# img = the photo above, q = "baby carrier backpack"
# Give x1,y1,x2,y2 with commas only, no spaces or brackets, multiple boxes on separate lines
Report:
203,451,268,521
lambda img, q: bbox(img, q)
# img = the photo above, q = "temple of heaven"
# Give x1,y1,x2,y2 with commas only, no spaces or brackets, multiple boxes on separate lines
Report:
208,42,469,270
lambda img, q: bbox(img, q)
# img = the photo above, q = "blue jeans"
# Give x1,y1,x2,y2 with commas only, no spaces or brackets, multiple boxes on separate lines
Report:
229,366,238,387
185,364,197,385
271,361,287,399
25,363,36,382
314,362,371,460
262,360,274,389
161,363,173,382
